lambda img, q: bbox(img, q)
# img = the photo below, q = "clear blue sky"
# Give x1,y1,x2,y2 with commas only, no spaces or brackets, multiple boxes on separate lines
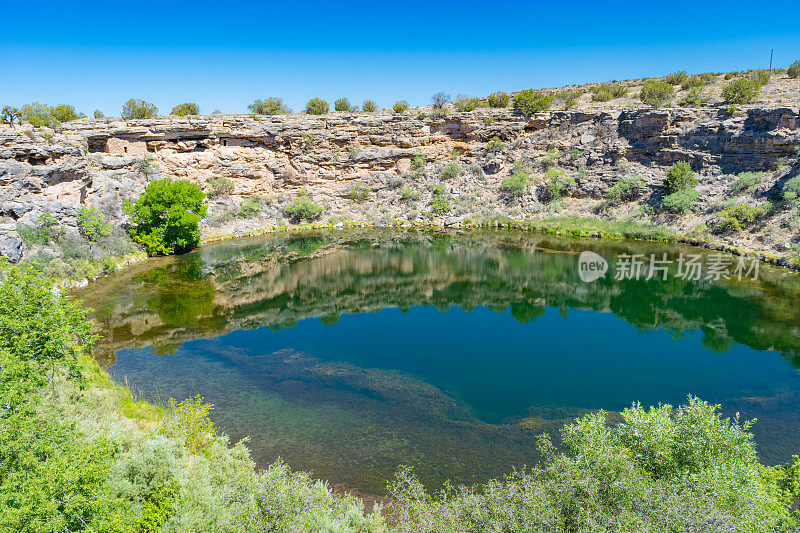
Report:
2,0,799,116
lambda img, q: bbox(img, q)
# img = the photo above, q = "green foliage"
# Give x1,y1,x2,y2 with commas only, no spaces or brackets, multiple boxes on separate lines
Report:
20,102,59,127
127,178,207,256
486,136,504,152
640,80,675,107
348,184,371,202
162,395,218,454
501,164,533,196
50,104,81,122
248,98,290,114
513,89,554,114
170,102,200,116
748,69,771,86
731,171,763,194
545,167,575,201
678,87,707,107
137,154,159,176
305,98,329,115
16,213,63,246
788,60,800,79
77,206,112,242
663,161,697,193
122,99,158,119
440,161,459,179
429,184,451,215
680,75,705,90
411,154,427,169
556,89,582,109
335,98,355,112
285,196,323,222
93,109,105,119
699,72,717,85
665,70,688,85
393,100,409,114
454,94,481,112
401,187,419,200
662,188,699,213
717,203,769,233
605,175,646,204
206,175,235,198
431,92,450,109
1,105,21,126
783,176,800,206
722,78,760,104
590,83,627,102
487,91,510,108
238,197,263,218
362,99,377,112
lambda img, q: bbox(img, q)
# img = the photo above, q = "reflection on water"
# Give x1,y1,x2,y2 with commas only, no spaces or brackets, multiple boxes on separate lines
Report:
76,230,800,494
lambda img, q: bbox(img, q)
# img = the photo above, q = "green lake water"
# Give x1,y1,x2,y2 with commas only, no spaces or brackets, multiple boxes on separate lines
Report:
76,230,800,495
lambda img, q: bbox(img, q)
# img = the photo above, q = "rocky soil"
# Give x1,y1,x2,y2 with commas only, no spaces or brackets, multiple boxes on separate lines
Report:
1,72,799,266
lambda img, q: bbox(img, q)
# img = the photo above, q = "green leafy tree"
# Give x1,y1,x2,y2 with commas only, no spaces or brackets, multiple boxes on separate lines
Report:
285,196,323,221
170,102,200,116
1,106,20,127
122,99,158,119
788,60,800,79
640,80,675,107
362,99,377,112
50,104,81,122
487,91,510,108
305,98,329,115
334,98,355,111
126,178,207,255
663,161,696,193
513,89,554,115
248,98,290,114
722,78,760,104
429,184,450,215
77,205,112,242
21,102,59,127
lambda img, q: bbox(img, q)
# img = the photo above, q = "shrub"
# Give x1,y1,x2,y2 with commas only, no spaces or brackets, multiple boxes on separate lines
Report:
678,87,706,107
545,168,575,200
77,206,112,242
556,89,582,109
304,98,329,115
748,69,771,86
440,162,459,179
788,60,800,79
513,89,554,115
1,106,20,126
93,109,105,119
501,165,532,196
238,197,263,218
487,91,510,108
163,396,218,454
285,196,323,221
722,78,760,104
411,155,427,169
206,175,235,198
248,98,290,114
334,98,355,112
16,213,63,246
431,92,450,109
362,99,377,112
125,178,207,255
21,102,59,127
665,70,688,85
699,72,718,85
393,100,409,114
50,104,81,122
454,95,481,112
663,161,697,193
347,184,370,202
783,176,800,206
486,136,504,152
605,176,646,204
680,75,705,90
591,83,627,102
122,99,158,119
430,108,447,119
170,102,200,116
400,187,419,200
429,184,450,215
640,80,675,107
662,188,699,213
717,203,769,233
137,155,159,176
731,171,763,194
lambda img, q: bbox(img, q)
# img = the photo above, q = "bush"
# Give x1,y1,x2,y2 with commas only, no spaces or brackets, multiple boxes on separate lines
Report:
640,80,675,107
20,102,59,127
590,83,627,102
665,70,688,85
699,72,718,85
77,206,112,242
556,89,582,109
788,60,800,79
731,171,763,194
163,396,218,454
454,95,481,112
717,203,769,233
748,69,771,86
662,188,699,213
400,187,419,200
285,197,323,221
393,100,409,114
16,213,63,246
334,98,355,112
783,176,800,206
663,161,697,193
248,98,290,114
722,78,760,104
501,164,532,196
545,168,575,200
93,109,105,119
411,155,427,169
487,91,510,108
347,184,370,202
50,104,81,122
680,75,705,90
429,184,450,215
486,136,504,152
513,89,554,115
238,197,263,218
122,99,158,119
440,162,459,179
605,176,646,204
304,98,329,115
362,99,377,112
206,175,235,198
170,102,200,116
678,87,706,107
431,92,450,109
125,178,207,255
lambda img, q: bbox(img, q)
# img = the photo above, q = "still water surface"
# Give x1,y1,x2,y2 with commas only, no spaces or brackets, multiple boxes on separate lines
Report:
76,230,800,494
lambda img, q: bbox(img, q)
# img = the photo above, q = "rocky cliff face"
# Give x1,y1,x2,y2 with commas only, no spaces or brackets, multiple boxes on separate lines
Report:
1,103,799,264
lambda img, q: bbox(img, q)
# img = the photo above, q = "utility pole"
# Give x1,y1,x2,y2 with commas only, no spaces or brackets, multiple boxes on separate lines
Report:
769,49,774,72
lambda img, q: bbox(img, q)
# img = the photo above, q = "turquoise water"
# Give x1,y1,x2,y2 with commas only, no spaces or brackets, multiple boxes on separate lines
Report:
77,230,800,494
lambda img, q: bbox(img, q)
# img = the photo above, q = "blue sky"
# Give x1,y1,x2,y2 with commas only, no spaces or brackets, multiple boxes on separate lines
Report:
2,0,799,116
